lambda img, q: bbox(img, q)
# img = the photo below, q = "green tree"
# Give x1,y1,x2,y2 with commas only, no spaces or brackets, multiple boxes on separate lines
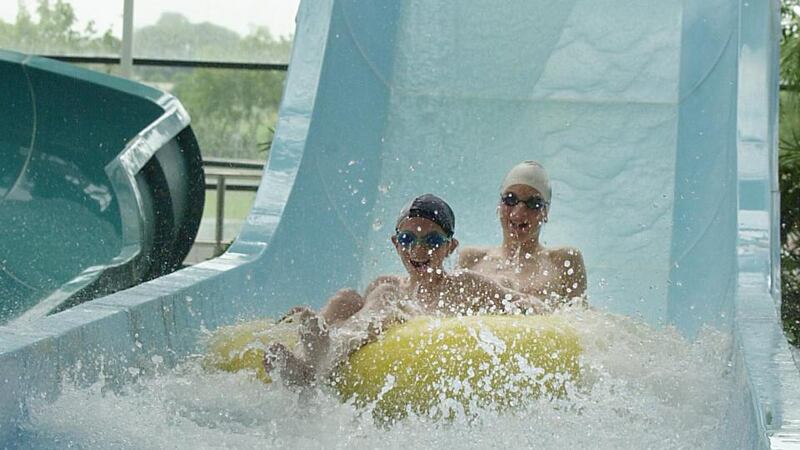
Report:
134,12,241,61
133,13,292,159
0,0,119,55
780,0,800,346
1,4,290,160
171,67,285,159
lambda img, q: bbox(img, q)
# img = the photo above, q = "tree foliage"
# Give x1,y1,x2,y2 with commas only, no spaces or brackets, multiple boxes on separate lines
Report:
781,0,800,346
171,67,285,159
0,0,119,54
132,14,291,159
0,1,291,160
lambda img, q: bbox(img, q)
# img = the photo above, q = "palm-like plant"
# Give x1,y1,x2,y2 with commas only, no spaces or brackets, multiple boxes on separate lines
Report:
780,0,800,346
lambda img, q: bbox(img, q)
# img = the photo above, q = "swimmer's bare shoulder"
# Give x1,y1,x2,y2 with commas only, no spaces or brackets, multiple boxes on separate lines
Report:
548,246,587,298
457,246,494,269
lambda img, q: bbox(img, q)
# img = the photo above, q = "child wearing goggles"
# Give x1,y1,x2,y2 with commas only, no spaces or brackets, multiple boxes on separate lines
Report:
459,161,587,308
264,194,547,388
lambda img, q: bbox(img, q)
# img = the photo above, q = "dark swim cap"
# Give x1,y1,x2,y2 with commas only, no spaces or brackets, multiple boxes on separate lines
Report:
395,194,456,237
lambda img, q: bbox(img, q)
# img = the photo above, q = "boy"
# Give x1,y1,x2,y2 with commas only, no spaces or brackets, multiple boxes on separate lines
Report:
264,194,546,387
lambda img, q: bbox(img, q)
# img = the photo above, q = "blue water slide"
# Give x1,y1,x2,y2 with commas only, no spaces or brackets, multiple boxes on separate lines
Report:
0,51,205,324
0,0,798,446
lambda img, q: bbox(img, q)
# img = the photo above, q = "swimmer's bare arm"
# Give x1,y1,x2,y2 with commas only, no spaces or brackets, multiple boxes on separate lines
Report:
364,275,403,298
320,275,402,325
320,289,364,325
455,270,548,314
457,247,490,270
552,247,587,304
326,282,409,367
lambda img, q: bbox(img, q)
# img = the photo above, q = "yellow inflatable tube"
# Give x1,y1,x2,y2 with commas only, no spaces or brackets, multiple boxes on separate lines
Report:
204,315,581,419
203,318,299,383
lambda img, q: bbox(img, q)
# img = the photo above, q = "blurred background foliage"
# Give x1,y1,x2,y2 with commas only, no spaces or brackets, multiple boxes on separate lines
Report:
0,0,290,160
781,0,800,346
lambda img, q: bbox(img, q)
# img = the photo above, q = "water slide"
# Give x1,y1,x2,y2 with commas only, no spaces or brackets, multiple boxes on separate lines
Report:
1,0,799,446
0,50,205,324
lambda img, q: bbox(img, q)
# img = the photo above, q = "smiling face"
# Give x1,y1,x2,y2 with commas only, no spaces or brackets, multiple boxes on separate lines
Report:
392,217,458,278
499,184,548,242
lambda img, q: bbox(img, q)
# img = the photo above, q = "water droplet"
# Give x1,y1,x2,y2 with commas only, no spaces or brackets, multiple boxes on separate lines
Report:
372,218,383,230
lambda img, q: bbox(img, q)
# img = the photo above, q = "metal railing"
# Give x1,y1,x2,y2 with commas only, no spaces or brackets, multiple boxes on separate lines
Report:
202,157,265,257
43,55,289,72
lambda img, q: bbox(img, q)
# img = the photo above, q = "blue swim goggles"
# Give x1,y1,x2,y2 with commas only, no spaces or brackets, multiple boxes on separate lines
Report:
501,192,548,211
395,230,451,249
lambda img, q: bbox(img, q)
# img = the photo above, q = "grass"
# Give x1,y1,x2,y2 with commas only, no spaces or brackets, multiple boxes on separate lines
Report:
203,190,258,220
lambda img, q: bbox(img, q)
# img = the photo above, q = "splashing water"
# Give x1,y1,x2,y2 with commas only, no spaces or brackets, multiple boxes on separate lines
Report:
23,309,739,449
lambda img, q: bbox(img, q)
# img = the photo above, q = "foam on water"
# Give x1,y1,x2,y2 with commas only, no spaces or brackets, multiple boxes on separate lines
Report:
23,309,738,449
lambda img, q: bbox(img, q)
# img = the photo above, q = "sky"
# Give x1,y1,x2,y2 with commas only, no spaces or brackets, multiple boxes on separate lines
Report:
0,0,301,38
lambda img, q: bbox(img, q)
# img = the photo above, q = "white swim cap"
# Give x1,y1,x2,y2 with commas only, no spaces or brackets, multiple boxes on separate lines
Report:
500,161,551,203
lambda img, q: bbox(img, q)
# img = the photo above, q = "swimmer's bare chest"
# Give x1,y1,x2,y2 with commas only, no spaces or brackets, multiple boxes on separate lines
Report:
468,252,564,299
397,278,489,316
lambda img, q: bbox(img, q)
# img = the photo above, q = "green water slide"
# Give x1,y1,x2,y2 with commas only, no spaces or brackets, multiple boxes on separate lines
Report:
0,50,205,324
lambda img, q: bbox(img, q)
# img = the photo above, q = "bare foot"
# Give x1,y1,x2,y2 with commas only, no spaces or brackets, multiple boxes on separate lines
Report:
278,306,315,323
365,320,382,343
263,343,314,387
299,313,330,369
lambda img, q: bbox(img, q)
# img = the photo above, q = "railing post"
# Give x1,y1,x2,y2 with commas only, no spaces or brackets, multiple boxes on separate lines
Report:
121,0,134,78
215,175,226,256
